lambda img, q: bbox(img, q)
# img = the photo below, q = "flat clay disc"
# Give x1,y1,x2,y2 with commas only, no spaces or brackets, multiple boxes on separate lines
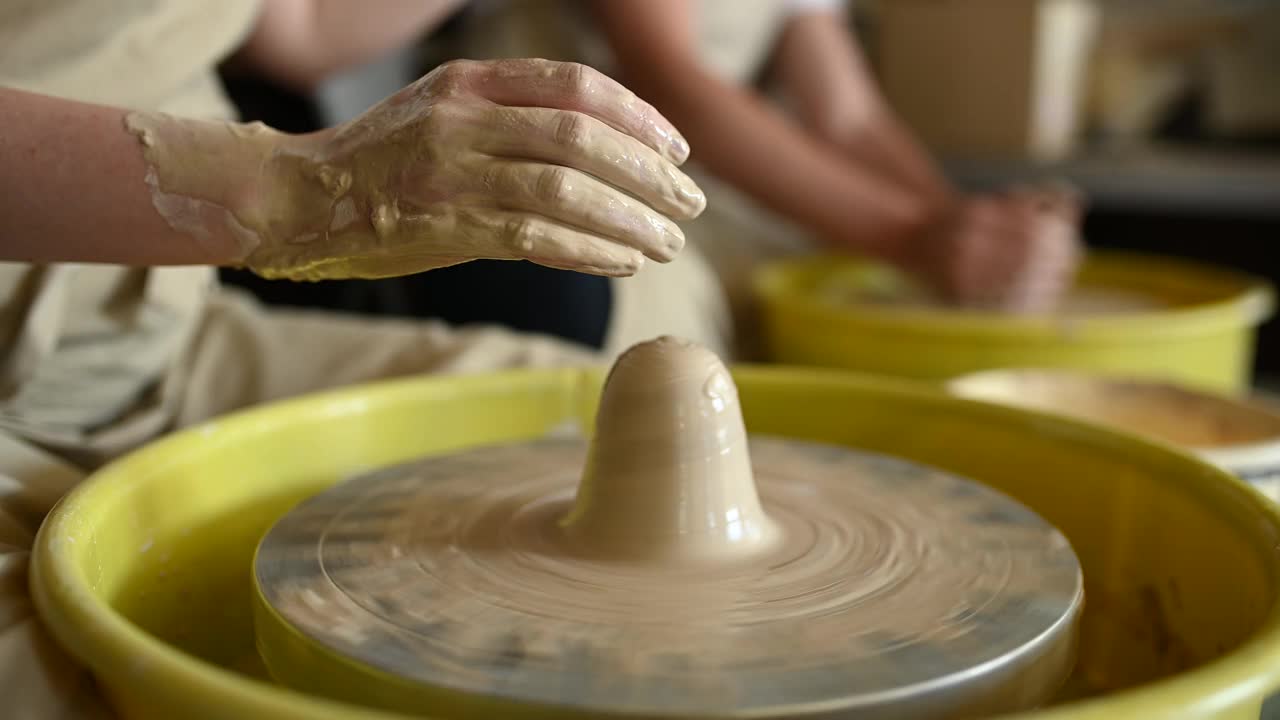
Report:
254,436,1082,719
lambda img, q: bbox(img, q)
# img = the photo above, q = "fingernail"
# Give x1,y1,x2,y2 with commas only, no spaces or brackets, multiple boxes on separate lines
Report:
674,174,707,218
661,223,686,260
669,132,690,164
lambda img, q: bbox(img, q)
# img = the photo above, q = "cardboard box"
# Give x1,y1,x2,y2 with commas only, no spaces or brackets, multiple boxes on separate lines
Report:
874,0,1102,160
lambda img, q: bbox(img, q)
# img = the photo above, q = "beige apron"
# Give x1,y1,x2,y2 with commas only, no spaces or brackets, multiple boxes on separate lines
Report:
0,0,263,466
458,0,826,360
0,2,596,716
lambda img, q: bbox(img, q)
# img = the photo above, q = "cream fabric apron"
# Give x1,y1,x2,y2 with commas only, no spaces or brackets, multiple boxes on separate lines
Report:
0,2,596,717
0,0,260,466
2,3,259,711
458,0,830,360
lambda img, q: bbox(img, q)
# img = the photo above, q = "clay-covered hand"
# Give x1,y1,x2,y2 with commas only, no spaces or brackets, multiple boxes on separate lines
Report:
247,59,707,280
905,189,1083,312
128,59,705,281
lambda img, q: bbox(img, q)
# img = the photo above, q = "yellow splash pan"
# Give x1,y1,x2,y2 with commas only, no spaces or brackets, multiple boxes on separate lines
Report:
753,252,1275,393
29,366,1280,719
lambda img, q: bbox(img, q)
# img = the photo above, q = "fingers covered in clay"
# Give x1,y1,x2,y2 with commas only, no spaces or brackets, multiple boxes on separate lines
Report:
453,58,692,165
475,106,706,221
126,58,704,282
446,208,648,277
479,161,686,264
388,208,648,278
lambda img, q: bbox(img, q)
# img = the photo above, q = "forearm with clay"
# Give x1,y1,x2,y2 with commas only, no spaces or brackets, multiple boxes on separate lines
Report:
1,60,707,281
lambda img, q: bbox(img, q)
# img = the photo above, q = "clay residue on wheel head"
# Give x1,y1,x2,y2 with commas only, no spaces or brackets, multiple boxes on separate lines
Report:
255,431,1084,719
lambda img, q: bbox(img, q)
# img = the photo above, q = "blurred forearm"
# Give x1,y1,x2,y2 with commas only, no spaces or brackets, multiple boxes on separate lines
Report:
775,11,953,208
594,0,935,261
233,0,467,92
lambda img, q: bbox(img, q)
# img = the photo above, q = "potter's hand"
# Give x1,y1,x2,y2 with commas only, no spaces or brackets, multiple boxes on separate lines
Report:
248,59,706,280
128,59,695,282
907,190,1083,312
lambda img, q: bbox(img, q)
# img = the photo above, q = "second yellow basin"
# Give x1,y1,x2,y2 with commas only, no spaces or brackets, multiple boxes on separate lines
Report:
754,252,1274,393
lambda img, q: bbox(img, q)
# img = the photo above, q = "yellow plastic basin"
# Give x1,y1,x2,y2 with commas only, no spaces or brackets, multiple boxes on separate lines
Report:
30,366,1280,719
753,252,1275,393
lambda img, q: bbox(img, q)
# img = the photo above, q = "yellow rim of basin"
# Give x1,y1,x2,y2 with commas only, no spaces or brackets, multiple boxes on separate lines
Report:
28,366,1280,720
754,251,1276,342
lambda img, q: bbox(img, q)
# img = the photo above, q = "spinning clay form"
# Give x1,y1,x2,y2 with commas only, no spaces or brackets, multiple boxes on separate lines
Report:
561,336,777,563
253,337,1084,719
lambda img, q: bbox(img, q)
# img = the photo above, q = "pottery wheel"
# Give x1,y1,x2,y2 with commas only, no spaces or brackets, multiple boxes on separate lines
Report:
254,337,1083,719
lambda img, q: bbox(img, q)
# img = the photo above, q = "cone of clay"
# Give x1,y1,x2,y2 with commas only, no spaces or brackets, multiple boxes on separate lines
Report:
560,336,779,564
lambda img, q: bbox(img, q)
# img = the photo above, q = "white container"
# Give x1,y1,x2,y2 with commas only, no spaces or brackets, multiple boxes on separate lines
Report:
947,369,1280,501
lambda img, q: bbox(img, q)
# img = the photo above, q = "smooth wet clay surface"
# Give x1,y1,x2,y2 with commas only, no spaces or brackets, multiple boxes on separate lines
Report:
560,336,778,564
